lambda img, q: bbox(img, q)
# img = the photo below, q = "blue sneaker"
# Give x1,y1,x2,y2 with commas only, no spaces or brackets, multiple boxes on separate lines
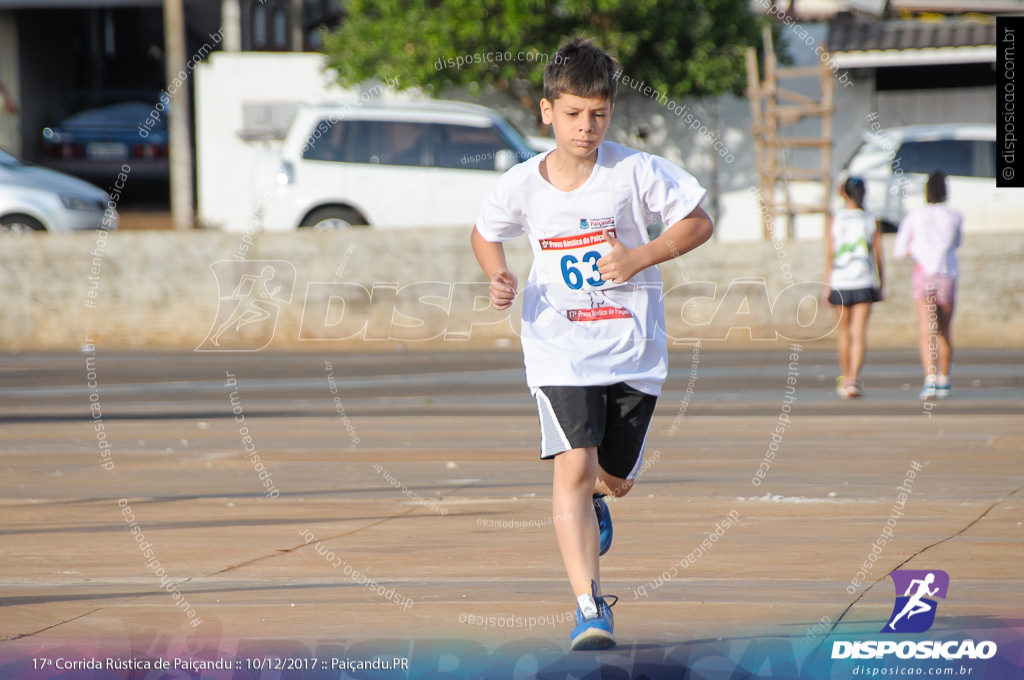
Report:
594,495,613,556
570,581,618,650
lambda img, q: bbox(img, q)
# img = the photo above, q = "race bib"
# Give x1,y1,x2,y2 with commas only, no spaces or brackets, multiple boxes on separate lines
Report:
538,230,626,293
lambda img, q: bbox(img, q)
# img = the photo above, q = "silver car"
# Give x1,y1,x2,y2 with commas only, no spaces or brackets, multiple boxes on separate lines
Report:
0,149,114,233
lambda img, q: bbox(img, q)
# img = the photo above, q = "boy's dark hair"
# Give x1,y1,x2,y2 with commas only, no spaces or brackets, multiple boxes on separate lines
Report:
543,37,620,104
843,176,866,210
926,170,947,204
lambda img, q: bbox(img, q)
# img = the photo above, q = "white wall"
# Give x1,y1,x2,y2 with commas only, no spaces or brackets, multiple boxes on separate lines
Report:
3,229,1021,350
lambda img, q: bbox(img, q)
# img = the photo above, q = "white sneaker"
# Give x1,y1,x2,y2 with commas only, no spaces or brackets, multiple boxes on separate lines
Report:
920,376,937,401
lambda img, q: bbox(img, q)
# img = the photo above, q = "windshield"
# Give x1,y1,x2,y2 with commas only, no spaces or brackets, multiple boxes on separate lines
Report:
0,149,22,169
57,90,162,119
492,117,536,161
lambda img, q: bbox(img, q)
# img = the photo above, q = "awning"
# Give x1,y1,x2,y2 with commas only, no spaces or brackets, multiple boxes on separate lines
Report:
0,0,160,7
828,17,997,67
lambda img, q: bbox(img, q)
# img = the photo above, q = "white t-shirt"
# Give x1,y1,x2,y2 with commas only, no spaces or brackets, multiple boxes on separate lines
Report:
830,208,879,290
475,141,706,396
894,204,962,277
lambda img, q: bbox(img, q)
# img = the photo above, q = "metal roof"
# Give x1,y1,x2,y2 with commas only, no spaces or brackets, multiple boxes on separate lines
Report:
0,1,160,7
829,18,996,52
783,0,1024,20
827,17,998,67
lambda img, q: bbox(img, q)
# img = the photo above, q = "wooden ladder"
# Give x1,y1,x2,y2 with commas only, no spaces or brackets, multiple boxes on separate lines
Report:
745,25,836,240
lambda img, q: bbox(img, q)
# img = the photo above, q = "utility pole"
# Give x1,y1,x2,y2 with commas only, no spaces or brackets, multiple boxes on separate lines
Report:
163,0,193,230
289,0,303,51
221,0,241,52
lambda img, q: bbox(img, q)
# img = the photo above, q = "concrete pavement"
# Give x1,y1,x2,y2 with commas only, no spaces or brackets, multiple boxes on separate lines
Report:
0,349,1021,678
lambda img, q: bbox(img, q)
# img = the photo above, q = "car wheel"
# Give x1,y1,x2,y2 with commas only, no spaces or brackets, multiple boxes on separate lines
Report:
300,207,367,230
1,214,46,234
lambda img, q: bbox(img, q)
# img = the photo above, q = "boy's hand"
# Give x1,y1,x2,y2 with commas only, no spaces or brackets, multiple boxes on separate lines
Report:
489,270,518,310
596,230,643,284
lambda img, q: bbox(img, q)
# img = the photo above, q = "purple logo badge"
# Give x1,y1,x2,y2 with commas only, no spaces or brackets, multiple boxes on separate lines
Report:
882,569,949,634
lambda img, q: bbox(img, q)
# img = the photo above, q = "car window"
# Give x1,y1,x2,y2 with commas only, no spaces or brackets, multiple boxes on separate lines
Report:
363,121,430,167
303,119,431,166
0,149,20,168
302,119,350,162
299,117,523,169
896,140,974,177
973,140,996,179
433,124,512,170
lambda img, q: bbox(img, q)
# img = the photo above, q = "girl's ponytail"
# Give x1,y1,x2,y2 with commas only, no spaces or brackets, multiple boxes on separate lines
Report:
843,176,866,210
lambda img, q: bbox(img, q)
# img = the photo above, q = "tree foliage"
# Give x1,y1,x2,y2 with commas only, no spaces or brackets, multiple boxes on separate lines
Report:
321,0,776,103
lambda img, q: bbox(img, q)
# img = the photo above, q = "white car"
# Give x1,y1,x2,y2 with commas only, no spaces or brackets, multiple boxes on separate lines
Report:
0,148,113,233
844,124,1014,232
251,101,539,231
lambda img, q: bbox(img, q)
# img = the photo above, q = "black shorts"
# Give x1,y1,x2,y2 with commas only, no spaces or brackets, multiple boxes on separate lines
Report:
535,383,658,480
828,286,881,306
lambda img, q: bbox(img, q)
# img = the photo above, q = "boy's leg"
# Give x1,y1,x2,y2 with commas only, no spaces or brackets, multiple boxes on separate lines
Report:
552,446,602,598
542,383,655,650
547,405,643,597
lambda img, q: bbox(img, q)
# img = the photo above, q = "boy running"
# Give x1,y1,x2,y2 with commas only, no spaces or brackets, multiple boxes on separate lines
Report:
471,37,713,650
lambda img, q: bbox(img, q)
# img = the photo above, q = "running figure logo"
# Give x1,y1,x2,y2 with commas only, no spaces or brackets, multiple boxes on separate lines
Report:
196,260,296,351
882,569,949,634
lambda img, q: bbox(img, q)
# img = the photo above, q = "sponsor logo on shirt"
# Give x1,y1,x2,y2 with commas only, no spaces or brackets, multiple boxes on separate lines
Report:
579,217,615,230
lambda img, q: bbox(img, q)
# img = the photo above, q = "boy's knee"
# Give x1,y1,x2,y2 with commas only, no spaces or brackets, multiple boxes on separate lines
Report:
554,448,599,485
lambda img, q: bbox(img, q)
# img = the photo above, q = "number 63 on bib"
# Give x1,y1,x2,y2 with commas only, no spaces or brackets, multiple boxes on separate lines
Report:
538,230,627,293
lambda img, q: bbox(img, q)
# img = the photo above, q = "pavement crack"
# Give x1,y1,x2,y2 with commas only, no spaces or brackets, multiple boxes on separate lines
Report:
12,483,476,640
206,480,477,577
10,576,196,640
10,608,105,640
206,506,422,577
828,484,1023,637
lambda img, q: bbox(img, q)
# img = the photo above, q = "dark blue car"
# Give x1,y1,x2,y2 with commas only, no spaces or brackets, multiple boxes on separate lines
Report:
42,91,168,184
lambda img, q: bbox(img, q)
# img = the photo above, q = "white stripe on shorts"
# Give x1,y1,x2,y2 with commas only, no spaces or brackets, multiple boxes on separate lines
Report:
536,389,572,459
624,429,649,481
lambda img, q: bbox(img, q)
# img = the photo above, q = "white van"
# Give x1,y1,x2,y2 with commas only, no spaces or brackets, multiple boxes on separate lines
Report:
844,124,1015,233
253,101,539,230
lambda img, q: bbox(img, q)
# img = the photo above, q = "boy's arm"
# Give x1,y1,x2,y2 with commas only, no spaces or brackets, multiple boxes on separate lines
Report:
596,206,713,284
471,226,518,311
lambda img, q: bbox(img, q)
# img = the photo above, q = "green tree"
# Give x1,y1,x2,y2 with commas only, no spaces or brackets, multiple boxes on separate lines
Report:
321,0,775,104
